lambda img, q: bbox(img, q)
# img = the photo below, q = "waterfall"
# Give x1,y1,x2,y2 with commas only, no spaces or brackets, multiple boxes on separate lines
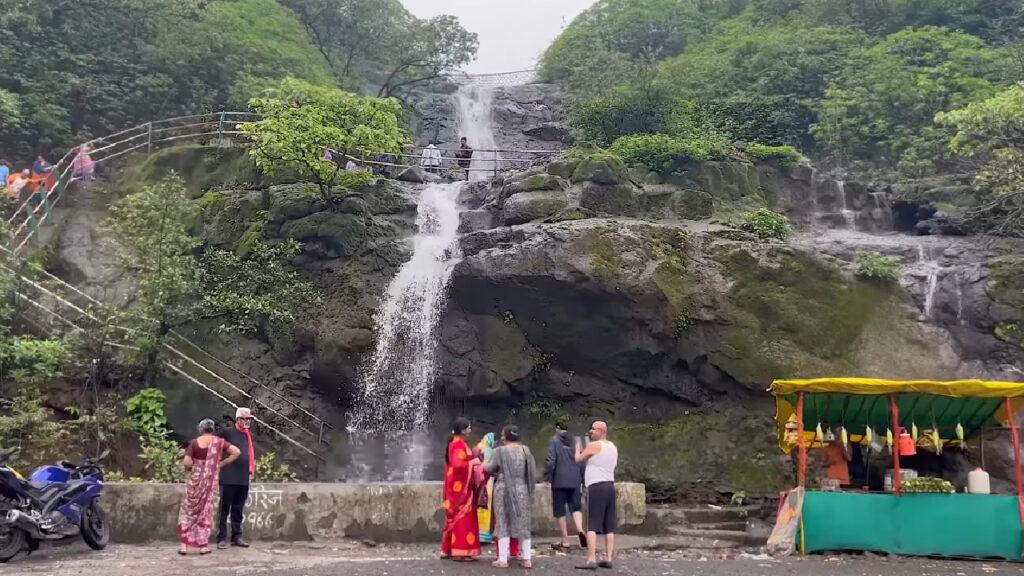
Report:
350,181,464,432
455,85,501,180
918,244,941,320
342,84,497,481
837,181,857,229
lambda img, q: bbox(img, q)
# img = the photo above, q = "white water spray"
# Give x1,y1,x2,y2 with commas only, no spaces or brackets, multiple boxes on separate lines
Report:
455,85,501,180
918,244,941,319
351,181,464,431
344,85,499,481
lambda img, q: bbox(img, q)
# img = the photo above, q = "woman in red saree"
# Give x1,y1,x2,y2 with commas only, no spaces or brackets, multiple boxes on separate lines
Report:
441,417,481,560
178,418,240,555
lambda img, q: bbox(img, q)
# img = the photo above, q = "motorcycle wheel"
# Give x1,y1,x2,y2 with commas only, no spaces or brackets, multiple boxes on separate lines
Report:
80,502,110,550
0,525,26,563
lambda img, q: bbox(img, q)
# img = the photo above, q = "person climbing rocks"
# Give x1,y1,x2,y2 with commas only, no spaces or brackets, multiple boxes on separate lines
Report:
545,421,586,550
216,407,256,549
455,137,473,179
575,421,618,570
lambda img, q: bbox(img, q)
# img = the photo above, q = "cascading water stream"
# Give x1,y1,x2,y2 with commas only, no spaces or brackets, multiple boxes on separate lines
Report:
343,85,499,482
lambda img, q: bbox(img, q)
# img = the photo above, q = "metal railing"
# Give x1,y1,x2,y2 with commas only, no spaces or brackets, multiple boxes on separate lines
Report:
8,112,258,252
3,247,330,461
3,106,563,469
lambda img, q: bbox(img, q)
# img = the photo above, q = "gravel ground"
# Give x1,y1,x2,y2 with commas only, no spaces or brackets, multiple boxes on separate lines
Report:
3,540,1024,576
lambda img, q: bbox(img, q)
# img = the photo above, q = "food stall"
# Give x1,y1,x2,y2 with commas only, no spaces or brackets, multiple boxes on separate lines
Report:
769,378,1024,560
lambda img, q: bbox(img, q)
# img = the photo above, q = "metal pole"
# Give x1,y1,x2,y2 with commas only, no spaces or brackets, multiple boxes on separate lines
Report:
146,122,153,154
889,395,901,495
797,392,806,487
1004,398,1024,558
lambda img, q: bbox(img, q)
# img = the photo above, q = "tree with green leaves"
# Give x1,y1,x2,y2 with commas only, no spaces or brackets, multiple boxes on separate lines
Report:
938,85,1024,236
376,15,479,98
199,240,321,334
107,173,321,381
242,78,407,200
813,26,1009,171
107,175,201,381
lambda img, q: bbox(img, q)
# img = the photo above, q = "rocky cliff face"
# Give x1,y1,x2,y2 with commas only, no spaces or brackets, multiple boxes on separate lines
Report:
44,86,1024,492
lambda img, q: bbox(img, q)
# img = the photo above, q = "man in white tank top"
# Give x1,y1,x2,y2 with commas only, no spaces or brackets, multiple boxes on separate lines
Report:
575,421,618,570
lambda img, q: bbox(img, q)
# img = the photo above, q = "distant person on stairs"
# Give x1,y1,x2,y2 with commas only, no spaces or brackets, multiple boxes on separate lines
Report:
545,421,586,550
7,169,29,202
575,421,618,570
216,407,256,549
72,145,95,181
0,159,9,197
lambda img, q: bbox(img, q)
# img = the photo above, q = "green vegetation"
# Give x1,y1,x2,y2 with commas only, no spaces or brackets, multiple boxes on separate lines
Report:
610,134,724,173
741,209,791,241
255,452,298,482
939,85,1024,237
243,79,405,201
544,0,1024,237
127,389,183,483
854,252,901,282
0,0,475,157
107,174,320,382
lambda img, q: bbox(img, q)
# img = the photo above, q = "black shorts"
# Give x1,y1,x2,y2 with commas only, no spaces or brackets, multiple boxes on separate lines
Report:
552,487,582,518
586,482,617,535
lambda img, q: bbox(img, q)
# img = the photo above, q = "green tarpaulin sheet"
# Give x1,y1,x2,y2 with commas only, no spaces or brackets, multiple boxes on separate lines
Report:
801,492,1023,560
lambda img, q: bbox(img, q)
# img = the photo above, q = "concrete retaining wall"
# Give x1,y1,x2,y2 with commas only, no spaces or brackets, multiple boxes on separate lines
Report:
103,482,645,543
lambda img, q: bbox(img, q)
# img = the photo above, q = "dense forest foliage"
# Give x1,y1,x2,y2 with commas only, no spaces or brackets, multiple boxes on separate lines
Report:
0,0,477,159
541,0,1024,234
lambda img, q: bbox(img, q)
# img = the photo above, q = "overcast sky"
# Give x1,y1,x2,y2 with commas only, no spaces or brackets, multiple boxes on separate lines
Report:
400,0,597,74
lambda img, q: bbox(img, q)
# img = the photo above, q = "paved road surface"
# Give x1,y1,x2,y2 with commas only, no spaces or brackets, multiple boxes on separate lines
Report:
3,541,1023,576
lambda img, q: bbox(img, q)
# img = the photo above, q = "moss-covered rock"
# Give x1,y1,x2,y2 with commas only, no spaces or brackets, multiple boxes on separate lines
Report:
502,191,568,225
197,189,263,247
708,246,897,384
280,212,368,258
267,183,324,224
579,182,639,216
338,196,371,217
546,160,579,180
115,145,259,199
544,206,595,223
524,173,566,192
669,189,713,220
354,179,416,215
570,152,631,186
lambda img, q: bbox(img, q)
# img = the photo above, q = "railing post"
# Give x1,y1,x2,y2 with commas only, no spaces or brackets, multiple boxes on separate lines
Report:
146,122,153,154
218,112,225,140
25,209,38,245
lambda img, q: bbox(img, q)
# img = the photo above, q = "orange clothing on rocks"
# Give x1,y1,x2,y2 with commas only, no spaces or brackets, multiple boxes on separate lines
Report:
821,443,850,485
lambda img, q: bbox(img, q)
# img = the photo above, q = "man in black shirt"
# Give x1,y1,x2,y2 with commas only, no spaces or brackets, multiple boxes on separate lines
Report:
216,407,255,548
455,137,473,180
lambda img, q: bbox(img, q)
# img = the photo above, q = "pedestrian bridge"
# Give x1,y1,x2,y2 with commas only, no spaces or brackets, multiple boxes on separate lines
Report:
453,69,539,87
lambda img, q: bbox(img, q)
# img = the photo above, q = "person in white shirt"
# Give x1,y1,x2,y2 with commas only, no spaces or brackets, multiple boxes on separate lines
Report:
420,143,443,173
574,421,619,570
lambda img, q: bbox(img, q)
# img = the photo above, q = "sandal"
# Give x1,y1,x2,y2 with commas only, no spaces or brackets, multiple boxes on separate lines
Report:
199,547,212,555
178,547,188,556
520,559,533,569
491,559,509,568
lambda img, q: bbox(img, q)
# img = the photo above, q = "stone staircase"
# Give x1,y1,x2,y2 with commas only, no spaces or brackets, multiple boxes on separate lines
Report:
640,504,772,552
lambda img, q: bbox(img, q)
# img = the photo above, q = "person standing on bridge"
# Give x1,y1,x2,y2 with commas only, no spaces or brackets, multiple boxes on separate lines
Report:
178,418,240,555
216,407,256,549
455,137,474,180
420,142,443,174
575,421,618,570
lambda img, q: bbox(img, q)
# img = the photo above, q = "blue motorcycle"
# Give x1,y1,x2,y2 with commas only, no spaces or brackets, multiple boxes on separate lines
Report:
0,447,110,562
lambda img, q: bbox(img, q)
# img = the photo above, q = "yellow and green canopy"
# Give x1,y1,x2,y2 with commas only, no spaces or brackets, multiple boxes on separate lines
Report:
769,378,1024,452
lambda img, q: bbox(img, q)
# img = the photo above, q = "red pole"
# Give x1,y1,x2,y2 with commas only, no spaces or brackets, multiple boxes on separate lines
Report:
1004,397,1024,558
889,395,901,495
797,392,807,488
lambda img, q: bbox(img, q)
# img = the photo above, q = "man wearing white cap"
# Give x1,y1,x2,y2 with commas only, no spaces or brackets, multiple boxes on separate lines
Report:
216,407,256,548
